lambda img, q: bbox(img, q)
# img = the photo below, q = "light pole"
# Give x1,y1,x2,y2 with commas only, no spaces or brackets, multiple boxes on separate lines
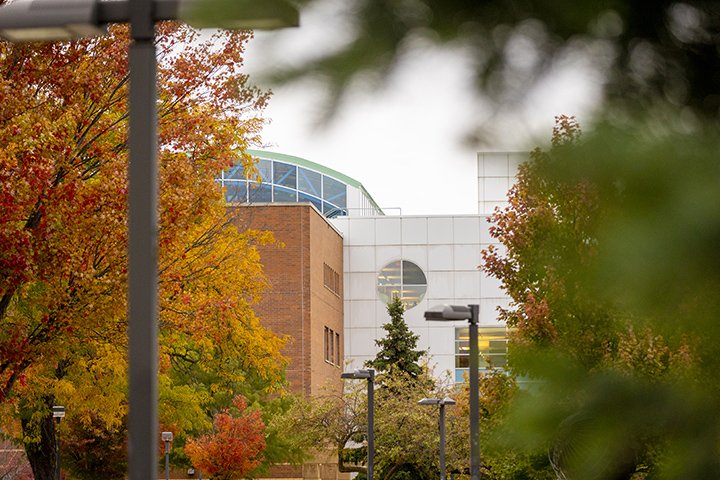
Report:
425,304,480,480
162,431,173,480
418,397,456,480
341,368,375,480
0,2,298,478
52,405,65,480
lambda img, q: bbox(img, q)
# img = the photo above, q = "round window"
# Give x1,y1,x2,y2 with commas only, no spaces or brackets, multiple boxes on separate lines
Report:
377,260,427,309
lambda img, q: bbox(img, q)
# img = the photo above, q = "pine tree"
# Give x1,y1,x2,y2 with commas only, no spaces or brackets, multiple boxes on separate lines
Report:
365,296,426,378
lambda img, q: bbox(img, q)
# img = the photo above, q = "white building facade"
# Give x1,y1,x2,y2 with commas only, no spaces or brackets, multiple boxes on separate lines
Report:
331,151,525,382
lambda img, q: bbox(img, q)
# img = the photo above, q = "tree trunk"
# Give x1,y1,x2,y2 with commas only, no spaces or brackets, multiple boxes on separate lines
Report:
21,397,58,480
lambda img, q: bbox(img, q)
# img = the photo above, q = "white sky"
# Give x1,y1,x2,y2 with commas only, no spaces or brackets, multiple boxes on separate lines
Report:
241,7,602,216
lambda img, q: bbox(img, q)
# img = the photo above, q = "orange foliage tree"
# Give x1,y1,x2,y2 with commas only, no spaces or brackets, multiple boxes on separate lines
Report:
0,23,287,478
185,395,266,479
480,116,698,478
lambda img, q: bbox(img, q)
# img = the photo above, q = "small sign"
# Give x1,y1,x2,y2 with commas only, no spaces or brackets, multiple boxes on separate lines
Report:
52,406,65,418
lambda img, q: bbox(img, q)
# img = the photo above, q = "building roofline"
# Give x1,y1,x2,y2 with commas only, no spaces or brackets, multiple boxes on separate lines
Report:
247,149,384,215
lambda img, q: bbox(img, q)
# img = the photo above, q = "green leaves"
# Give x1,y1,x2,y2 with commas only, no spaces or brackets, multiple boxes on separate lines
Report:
485,115,720,478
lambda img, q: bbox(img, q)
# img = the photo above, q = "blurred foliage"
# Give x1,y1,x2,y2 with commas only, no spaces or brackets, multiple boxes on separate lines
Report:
277,0,720,124
270,1,720,478
448,370,554,479
484,115,720,479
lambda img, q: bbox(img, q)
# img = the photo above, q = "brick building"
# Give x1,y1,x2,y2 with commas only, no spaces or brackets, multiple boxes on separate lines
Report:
230,204,348,480
230,204,345,398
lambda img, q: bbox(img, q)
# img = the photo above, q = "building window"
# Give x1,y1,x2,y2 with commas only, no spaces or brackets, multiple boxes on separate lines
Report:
335,332,341,365
377,260,427,310
298,167,321,197
218,156,354,218
324,326,341,366
224,180,247,203
273,161,297,188
454,326,511,384
322,176,347,208
324,263,341,296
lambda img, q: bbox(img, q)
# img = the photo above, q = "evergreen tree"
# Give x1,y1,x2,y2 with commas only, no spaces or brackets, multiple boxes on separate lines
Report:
365,296,426,378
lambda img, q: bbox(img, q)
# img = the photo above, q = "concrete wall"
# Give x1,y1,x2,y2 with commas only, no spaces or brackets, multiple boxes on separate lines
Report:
330,214,508,380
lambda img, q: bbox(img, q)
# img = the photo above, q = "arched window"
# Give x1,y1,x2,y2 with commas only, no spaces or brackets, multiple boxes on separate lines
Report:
377,260,427,309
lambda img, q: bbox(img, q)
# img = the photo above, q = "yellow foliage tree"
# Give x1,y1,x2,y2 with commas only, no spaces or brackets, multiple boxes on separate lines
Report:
0,23,287,478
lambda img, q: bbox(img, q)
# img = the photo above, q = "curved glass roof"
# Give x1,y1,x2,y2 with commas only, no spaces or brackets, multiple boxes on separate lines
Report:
217,149,383,218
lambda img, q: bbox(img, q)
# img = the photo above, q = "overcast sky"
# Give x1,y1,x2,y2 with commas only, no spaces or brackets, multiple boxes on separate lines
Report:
241,7,602,216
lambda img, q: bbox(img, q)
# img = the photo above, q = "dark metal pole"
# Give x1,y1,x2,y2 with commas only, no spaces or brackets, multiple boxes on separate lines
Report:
165,441,170,480
367,370,375,480
127,0,158,478
54,418,60,480
439,402,447,480
468,304,480,480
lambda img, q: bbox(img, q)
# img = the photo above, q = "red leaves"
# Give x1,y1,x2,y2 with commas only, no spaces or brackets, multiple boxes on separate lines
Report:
185,395,266,479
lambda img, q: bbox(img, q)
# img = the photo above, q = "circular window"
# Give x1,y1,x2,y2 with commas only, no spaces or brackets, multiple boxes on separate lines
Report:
377,260,427,310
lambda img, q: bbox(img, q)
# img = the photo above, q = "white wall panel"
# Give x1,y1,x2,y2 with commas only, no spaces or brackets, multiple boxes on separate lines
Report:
453,216,481,244
484,177,510,202
347,328,380,357
401,217,428,244
348,246,375,273
375,217,402,245
375,245,402,270
453,244,481,271
427,271,454,299
428,244,453,271
426,326,455,357
401,245,428,268
454,271,482,300
348,300,377,329
349,272,377,300
331,217,348,237
480,273,505,298
427,217,454,244
481,152,510,177
347,218,375,245
404,305,427,328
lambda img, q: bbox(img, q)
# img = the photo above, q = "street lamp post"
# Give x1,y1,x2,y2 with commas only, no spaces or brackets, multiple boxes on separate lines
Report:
418,397,456,480
162,431,173,480
0,2,298,478
425,304,480,480
341,369,376,480
52,406,65,480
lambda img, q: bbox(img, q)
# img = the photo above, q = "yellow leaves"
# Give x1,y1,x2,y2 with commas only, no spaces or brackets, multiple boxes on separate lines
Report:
159,374,211,434
1,15,289,468
615,326,695,379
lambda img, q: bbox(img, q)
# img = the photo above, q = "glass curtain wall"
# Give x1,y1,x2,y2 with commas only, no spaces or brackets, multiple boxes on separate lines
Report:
218,159,348,217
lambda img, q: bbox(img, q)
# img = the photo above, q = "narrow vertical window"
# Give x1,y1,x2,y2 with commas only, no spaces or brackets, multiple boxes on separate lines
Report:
324,326,330,363
335,332,341,365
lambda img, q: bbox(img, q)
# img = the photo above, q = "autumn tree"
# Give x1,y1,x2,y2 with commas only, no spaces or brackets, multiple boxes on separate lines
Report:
443,370,554,480
277,365,451,480
0,23,289,478
481,116,619,372
365,296,426,379
481,116,720,478
185,395,266,480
